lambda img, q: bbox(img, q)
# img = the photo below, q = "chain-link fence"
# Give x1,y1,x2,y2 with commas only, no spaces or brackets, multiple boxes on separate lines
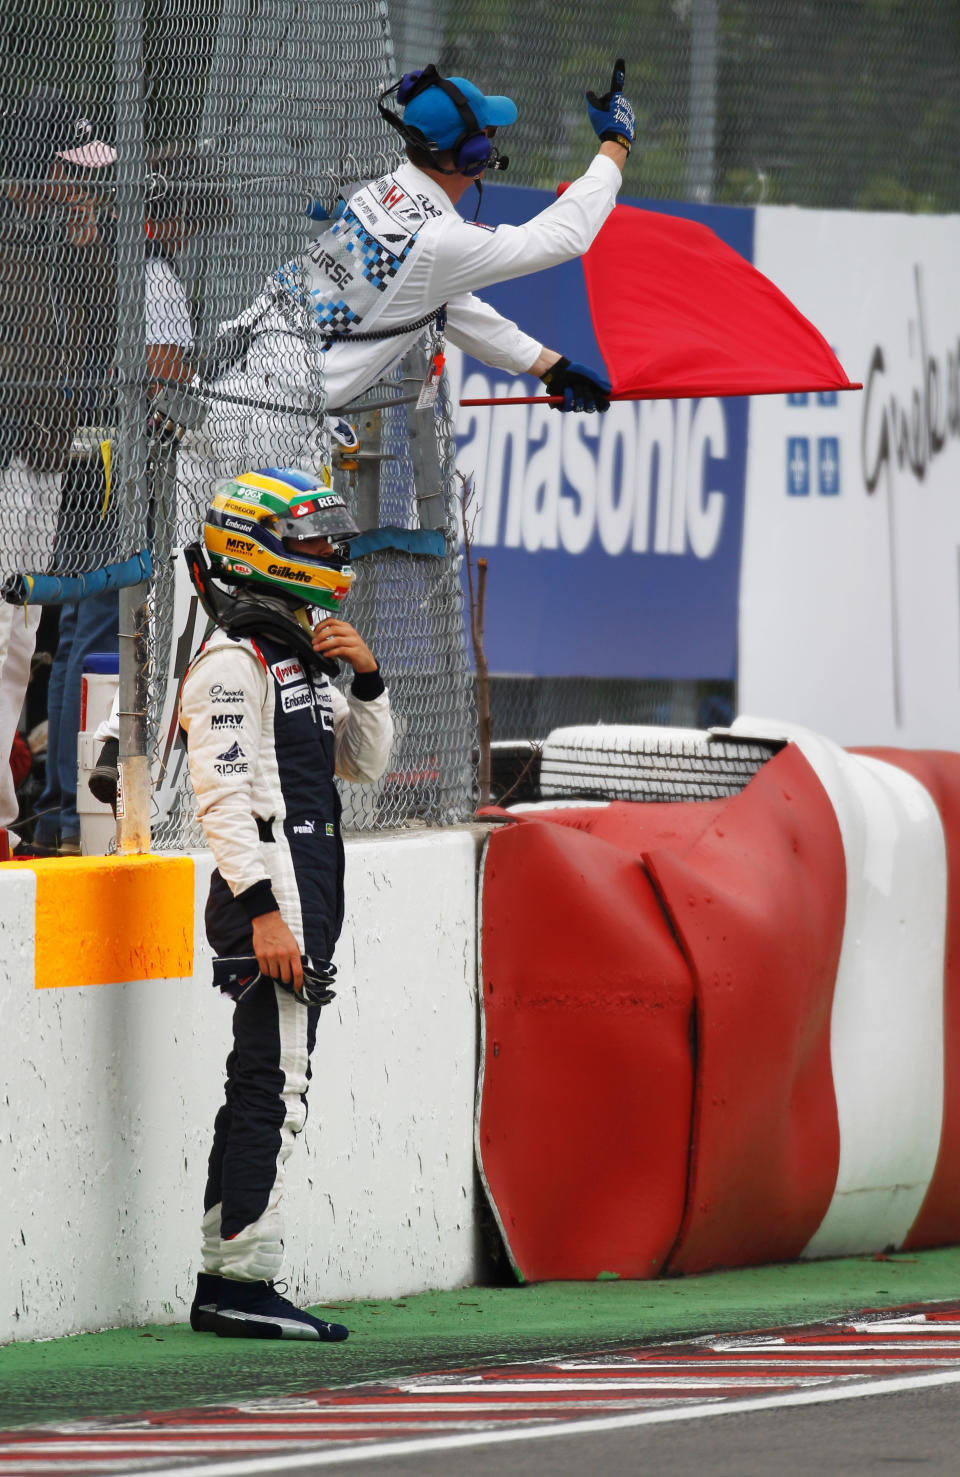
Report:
0,0,479,850
390,0,960,211
489,677,735,742
3,2,959,847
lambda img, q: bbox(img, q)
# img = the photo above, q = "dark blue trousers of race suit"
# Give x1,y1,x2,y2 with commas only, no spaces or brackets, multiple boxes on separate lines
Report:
199,631,345,1284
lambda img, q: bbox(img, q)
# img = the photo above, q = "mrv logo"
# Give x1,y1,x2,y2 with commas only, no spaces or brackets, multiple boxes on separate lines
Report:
457,393,730,557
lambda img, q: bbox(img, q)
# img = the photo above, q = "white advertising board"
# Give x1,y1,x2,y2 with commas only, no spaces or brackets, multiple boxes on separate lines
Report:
741,207,960,747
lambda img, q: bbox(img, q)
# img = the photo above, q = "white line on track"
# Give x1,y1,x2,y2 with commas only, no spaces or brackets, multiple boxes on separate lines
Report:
0,1466,180,1473
556,1357,960,1367
397,1378,837,1393
709,1341,960,1351
850,1329,960,1341
128,1368,960,1477
0,1424,552,1450
41,1402,707,1423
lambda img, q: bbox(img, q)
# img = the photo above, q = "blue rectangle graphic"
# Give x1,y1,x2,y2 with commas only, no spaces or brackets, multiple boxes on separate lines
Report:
818,436,840,494
787,437,810,496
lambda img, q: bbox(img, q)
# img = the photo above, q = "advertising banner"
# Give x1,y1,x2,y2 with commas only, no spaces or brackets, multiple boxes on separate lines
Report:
449,186,753,680
741,209,960,747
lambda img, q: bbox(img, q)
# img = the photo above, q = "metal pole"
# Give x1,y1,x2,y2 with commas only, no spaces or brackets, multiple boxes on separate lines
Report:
687,0,718,203
117,582,152,851
114,0,151,854
459,384,862,407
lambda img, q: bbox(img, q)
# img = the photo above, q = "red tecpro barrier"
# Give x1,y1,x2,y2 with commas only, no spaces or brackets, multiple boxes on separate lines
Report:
477,745,847,1281
650,745,845,1273
858,749,960,1252
477,803,711,1281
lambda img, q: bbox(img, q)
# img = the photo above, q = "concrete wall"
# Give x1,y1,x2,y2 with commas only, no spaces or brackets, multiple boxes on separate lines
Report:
0,829,483,1343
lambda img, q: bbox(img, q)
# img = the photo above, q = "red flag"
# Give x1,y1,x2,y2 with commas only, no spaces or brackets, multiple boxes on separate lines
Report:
581,203,859,399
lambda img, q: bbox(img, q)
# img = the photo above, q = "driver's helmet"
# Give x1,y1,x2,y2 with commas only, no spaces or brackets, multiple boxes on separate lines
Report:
203,467,360,613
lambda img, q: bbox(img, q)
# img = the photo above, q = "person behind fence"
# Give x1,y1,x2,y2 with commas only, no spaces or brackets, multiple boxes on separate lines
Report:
86,154,204,816
179,465,392,1341
0,86,116,851
185,60,634,510
40,155,209,847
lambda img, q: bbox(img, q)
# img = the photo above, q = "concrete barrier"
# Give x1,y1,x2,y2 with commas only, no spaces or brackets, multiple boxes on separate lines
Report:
0,829,483,1343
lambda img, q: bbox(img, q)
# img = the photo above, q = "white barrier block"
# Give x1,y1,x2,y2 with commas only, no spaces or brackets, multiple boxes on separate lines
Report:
0,832,481,1341
287,828,482,1303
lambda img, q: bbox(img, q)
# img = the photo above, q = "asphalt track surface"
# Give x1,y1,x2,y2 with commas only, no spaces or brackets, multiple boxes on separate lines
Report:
3,1249,960,1474
337,1384,960,1476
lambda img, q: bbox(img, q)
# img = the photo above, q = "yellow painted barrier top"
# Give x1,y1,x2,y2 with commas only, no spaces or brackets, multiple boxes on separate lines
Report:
2,854,194,990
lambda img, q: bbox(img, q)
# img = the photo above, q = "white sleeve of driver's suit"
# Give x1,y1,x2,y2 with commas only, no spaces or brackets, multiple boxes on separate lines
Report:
427,154,622,303
331,681,394,784
179,641,272,898
444,292,541,374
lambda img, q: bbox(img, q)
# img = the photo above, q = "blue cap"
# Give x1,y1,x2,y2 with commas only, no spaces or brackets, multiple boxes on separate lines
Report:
403,76,518,150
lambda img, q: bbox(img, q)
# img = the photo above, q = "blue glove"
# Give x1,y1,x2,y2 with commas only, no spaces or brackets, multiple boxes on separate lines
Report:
540,357,612,414
586,58,635,151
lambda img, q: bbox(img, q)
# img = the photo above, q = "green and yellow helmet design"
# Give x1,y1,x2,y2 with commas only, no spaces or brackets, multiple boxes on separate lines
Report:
203,467,360,612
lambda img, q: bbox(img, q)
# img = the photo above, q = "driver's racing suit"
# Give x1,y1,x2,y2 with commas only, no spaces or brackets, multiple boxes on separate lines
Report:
179,624,393,1282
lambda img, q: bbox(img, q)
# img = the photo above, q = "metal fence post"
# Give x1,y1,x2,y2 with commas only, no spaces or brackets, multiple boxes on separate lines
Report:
114,0,151,854
686,0,718,203
117,582,152,852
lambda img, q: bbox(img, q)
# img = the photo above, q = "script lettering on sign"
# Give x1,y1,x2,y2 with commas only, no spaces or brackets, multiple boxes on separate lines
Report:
861,263,960,494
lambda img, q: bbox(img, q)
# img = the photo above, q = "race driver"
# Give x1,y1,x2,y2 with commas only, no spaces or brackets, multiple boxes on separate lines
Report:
179,466,393,1341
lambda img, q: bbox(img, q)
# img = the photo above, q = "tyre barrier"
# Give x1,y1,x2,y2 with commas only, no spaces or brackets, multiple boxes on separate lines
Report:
475,718,960,1282
539,724,778,802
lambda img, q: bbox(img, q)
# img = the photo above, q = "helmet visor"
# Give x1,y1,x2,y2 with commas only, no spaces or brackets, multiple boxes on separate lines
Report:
276,500,360,543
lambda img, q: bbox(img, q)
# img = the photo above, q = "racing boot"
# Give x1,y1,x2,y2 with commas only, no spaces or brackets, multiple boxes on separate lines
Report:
190,1271,224,1333
210,1279,349,1342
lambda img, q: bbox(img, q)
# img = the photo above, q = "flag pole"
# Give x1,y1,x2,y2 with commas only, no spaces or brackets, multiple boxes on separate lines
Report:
460,383,862,408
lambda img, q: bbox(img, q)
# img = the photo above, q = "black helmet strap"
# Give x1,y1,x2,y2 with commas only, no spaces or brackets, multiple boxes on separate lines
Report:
183,543,338,678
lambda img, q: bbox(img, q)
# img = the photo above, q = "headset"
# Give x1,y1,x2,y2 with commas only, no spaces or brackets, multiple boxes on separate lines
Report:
378,65,509,177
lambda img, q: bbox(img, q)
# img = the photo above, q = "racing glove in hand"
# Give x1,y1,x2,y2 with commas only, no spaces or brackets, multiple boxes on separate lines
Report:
540,357,612,413
586,57,636,153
